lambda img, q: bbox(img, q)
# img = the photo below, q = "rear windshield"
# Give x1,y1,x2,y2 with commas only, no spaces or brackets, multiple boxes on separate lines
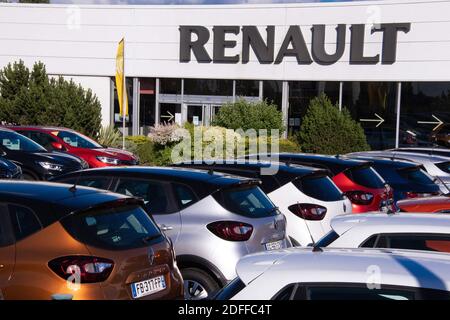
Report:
61,204,162,250
398,167,435,185
214,277,246,300
213,185,278,218
344,166,385,189
436,162,450,174
293,175,343,202
315,230,340,247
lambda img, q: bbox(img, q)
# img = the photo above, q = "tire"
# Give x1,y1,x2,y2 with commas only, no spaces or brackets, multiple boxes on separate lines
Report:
181,268,220,300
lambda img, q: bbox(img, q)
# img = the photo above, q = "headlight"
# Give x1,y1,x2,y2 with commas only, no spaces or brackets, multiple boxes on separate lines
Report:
39,162,63,171
96,156,120,165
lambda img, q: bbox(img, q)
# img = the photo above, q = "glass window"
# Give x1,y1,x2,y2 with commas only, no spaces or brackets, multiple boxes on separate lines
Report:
17,131,60,151
214,185,278,218
160,78,181,95
400,82,450,148
173,183,197,209
377,234,450,253
184,79,233,96
236,80,259,97
0,130,46,152
0,205,14,247
306,286,415,300
115,179,173,214
214,277,246,300
61,204,162,250
59,177,111,190
55,130,101,149
342,82,398,150
139,78,156,132
397,167,435,184
273,284,297,300
113,77,133,127
344,166,386,189
315,230,340,247
360,235,378,248
8,205,42,241
263,80,282,111
293,175,343,202
435,161,450,174
160,103,181,125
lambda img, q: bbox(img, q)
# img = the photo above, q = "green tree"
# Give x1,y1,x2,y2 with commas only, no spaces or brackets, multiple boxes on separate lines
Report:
297,93,370,154
0,60,102,138
212,98,284,134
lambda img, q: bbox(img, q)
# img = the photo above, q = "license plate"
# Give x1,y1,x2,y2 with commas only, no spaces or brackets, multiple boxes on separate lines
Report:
131,275,166,299
265,240,283,251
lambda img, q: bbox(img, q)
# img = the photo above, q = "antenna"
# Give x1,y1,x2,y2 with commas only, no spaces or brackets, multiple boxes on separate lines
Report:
297,202,317,248
435,175,450,195
68,170,83,193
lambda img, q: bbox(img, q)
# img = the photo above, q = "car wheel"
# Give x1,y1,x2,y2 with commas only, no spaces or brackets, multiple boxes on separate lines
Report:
182,268,220,300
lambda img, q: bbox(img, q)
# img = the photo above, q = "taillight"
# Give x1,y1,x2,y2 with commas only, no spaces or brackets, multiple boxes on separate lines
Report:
48,256,114,283
345,191,374,205
207,221,253,241
288,203,327,221
405,191,440,199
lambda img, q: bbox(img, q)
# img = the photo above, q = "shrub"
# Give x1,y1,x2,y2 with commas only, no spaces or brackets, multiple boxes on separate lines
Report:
0,60,102,138
97,125,121,147
296,94,370,154
212,99,284,134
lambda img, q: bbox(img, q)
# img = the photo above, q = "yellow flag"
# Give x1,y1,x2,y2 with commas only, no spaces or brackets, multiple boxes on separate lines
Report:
115,38,128,117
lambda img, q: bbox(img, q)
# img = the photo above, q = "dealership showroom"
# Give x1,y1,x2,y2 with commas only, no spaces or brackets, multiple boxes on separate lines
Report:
2,0,450,305
1,0,449,149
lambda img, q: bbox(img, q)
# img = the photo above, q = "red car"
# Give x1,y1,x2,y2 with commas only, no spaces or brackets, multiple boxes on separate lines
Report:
7,126,138,168
398,196,450,213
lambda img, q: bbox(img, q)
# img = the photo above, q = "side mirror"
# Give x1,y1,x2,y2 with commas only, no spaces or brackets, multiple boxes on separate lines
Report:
51,142,64,151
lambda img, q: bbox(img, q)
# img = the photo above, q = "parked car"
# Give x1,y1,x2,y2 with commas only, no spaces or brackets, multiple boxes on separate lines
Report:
51,166,289,300
347,155,441,202
390,147,450,158
0,180,183,300
0,127,87,180
0,156,22,179
350,150,450,193
316,213,450,253
7,126,138,168
217,247,450,300
174,160,351,247
247,153,395,213
397,196,450,213
430,123,450,147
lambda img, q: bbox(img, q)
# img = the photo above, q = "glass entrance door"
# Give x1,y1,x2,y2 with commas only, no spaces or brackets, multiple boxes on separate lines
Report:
186,104,221,126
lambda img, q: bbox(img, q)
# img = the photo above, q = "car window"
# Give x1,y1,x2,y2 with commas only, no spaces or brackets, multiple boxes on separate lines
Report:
18,131,59,151
272,284,297,300
173,183,197,209
54,130,101,149
398,167,435,184
375,234,450,253
305,286,416,300
8,204,42,241
0,130,46,152
360,234,378,248
315,230,340,247
115,179,174,214
214,185,278,218
60,204,162,250
58,176,111,190
344,166,385,189
0,205,14,247
214,277,246,300
293,175,343,202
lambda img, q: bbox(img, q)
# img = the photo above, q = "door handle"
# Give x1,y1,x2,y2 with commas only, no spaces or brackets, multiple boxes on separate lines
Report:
160,224,173,231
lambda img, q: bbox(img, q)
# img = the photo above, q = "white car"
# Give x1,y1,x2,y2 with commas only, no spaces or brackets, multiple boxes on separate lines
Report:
350,150,450,193
216,247,450,300
316,212,450,252
175,161,352,246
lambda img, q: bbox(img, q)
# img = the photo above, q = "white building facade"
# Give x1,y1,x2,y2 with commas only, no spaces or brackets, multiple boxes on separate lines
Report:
1,0,450,149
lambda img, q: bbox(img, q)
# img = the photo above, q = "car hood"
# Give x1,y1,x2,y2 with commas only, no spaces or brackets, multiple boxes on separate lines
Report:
32,151,83,166
85,147,136,160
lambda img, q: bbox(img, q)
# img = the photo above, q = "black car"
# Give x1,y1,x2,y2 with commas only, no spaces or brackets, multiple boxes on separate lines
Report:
0,127,87,180
0,156,22,179
346,155,441,202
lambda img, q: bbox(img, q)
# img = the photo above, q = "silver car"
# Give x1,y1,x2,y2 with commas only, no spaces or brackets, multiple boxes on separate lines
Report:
51,166,289,299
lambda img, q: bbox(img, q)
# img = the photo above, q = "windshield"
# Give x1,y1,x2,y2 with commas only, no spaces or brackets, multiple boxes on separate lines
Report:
398,167,435,185
54,130,102,149
436,161,450,174
214,185,278,218
344,165,386,189
293,174,343,202
0,130,46,152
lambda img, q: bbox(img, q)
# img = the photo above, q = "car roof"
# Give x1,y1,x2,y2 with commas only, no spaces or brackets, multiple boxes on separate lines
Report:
330,212,450,236
346,153,420,168
5,125,73,132
236,247,450,291
0,180,132,226
53,166,260,199
251,153,370,176
350,151,449,164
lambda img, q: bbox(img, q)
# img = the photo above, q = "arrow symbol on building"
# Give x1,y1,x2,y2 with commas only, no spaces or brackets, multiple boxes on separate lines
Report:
417,114,444,131
360,113,385,127
161,111,174,122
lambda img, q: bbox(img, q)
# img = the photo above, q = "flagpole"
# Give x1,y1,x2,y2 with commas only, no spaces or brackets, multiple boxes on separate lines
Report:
122,38,126,150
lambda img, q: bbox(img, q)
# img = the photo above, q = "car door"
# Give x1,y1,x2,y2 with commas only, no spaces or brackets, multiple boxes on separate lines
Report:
113,178,182,243
0,204,15,299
